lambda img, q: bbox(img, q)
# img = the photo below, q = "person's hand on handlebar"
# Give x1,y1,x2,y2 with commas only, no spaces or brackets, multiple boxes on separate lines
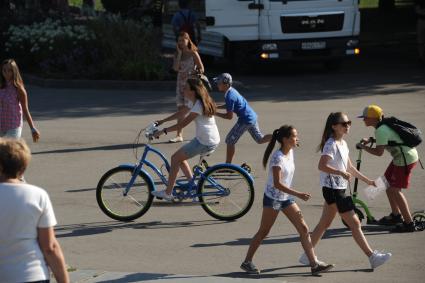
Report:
153,128,167,139
357,137,376,149
155,120,164,126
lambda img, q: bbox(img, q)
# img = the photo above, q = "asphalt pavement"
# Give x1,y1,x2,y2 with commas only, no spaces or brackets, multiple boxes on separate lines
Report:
24,42,425,283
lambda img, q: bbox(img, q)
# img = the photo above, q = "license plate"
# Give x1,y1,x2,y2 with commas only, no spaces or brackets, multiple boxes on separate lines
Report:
301,41,326,50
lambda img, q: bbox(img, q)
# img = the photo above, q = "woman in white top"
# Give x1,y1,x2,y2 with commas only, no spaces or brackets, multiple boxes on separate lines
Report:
0,139,69,283
298,112,391,270
152,77,219,201
241,125,334,276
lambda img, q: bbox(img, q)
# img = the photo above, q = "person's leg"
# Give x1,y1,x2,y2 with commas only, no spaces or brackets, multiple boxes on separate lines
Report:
179,160,193,180
175,105,189,139
340,210,373,257
247,121,272,144
389,187,413,224
165,148,189,194
385,188,401,216
244,207,279,262
225,121,249,164
283,203,316,266
310,202,338,247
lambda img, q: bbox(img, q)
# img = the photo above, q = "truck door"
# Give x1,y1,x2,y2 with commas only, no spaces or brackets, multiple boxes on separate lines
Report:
205,0,263,41
267,0,359,40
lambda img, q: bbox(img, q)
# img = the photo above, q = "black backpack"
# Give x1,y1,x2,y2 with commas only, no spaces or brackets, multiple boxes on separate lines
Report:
377,116,422,148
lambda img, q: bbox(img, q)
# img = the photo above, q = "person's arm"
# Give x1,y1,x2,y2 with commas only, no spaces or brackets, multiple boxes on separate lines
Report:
318,155,351,180
155,112,198,138
215,110,233,120
192,51,204,74
358,143,385,156
272,166,311,201
38,227,69,283
172,49,182,72
17,86,40,142
347,157,374,186
156,106,190,125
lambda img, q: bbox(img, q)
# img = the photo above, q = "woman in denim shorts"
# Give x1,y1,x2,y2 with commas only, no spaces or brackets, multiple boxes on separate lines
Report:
152,77,220,201
240,125,334,276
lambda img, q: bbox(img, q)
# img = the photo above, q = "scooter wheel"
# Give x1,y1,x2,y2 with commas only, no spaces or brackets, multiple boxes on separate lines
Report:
412,211,425,231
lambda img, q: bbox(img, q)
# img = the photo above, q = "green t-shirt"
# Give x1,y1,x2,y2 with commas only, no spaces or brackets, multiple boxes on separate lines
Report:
375,125,418,166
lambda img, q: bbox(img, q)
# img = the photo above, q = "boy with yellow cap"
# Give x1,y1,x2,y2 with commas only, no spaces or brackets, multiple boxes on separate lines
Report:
357,105,418,232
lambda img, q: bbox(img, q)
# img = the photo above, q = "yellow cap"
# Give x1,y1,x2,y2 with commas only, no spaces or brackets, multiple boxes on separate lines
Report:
358,105,383,119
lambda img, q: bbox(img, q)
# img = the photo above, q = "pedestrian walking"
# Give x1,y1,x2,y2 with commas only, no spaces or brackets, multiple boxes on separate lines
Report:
0,59,40,142
298,112,392,270
241,125,334,276
152,77,219,201
214,73,271,164
170,32,204,143
0,138,69,283
357,105,419,232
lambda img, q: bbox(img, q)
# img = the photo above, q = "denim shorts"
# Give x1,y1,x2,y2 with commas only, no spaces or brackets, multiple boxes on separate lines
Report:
181,138,218,159
0,127,22,139
225,120,265,145
263,194,295,211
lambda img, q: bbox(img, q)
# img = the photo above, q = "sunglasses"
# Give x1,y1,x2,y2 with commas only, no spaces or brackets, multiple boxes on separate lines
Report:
337,121,352,127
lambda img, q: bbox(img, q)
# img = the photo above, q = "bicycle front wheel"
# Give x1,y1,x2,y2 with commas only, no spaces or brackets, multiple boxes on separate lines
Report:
96,167,154,221
198,165,254,221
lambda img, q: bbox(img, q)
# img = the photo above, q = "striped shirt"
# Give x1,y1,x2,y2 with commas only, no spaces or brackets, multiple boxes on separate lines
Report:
0,82,22,132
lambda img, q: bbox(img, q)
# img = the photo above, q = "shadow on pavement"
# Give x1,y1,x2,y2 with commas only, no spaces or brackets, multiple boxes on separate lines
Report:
191,226,391,248
55,219,229,238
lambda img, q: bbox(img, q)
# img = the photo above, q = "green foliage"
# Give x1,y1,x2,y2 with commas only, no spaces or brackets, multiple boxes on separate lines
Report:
68,0,104,10
87,14,165,80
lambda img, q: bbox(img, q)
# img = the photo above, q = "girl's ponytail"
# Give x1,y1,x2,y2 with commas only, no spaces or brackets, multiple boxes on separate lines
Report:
262,129,278,169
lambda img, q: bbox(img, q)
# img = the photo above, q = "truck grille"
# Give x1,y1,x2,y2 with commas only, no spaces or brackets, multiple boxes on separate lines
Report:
281,13,344,33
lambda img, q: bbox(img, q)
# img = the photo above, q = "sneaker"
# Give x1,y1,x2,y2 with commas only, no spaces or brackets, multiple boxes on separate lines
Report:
240,261,260,274
369,250,392,269
311,262,335,276
151,190,174,201
378,213,403,226
169,136,184,143
391,221,415,233
298,253,326,266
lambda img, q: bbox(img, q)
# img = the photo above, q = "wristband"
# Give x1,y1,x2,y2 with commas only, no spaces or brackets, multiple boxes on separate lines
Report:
31,128,38,134
163,128,168,135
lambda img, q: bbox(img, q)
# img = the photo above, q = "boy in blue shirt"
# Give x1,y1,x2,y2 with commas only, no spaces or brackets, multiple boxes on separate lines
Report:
214,73,272,163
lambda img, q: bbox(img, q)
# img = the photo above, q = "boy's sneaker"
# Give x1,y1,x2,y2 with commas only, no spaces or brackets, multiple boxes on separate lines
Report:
391,221,415,233
378,213,403,226
369,250,392,269
151,190,173,201
311,262,335,276
298,253,326,266
240,261,260,274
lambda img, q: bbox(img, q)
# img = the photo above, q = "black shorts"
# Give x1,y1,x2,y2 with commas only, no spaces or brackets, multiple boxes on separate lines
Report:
322,187,354,213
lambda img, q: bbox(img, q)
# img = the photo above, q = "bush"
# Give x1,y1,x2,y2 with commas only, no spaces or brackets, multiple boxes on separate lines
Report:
101,0,139,14
3,18,97,76
87,14,165,80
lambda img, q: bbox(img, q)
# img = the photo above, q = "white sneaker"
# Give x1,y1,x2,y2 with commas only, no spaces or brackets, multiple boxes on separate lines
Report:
169,136,183,143
369,250,392,269
298,253,326,266
151,190,173,201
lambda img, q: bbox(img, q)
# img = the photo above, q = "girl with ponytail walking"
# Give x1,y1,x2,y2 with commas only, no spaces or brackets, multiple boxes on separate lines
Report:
240,125,334,276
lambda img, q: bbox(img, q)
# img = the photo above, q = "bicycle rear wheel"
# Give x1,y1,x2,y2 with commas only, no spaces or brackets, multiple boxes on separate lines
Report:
198,165,254,221
96,167,154,221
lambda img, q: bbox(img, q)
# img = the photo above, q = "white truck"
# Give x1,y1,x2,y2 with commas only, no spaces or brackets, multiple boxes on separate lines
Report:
163,0,360,68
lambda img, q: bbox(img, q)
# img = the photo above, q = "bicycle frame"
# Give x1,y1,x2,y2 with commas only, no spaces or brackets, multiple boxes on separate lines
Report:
121,144,240,200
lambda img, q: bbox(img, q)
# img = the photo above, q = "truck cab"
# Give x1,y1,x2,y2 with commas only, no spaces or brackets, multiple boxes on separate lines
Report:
163,0,360,66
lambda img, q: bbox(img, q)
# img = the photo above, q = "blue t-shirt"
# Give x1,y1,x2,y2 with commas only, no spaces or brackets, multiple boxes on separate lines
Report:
171,9,197,30
225,87,257,124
